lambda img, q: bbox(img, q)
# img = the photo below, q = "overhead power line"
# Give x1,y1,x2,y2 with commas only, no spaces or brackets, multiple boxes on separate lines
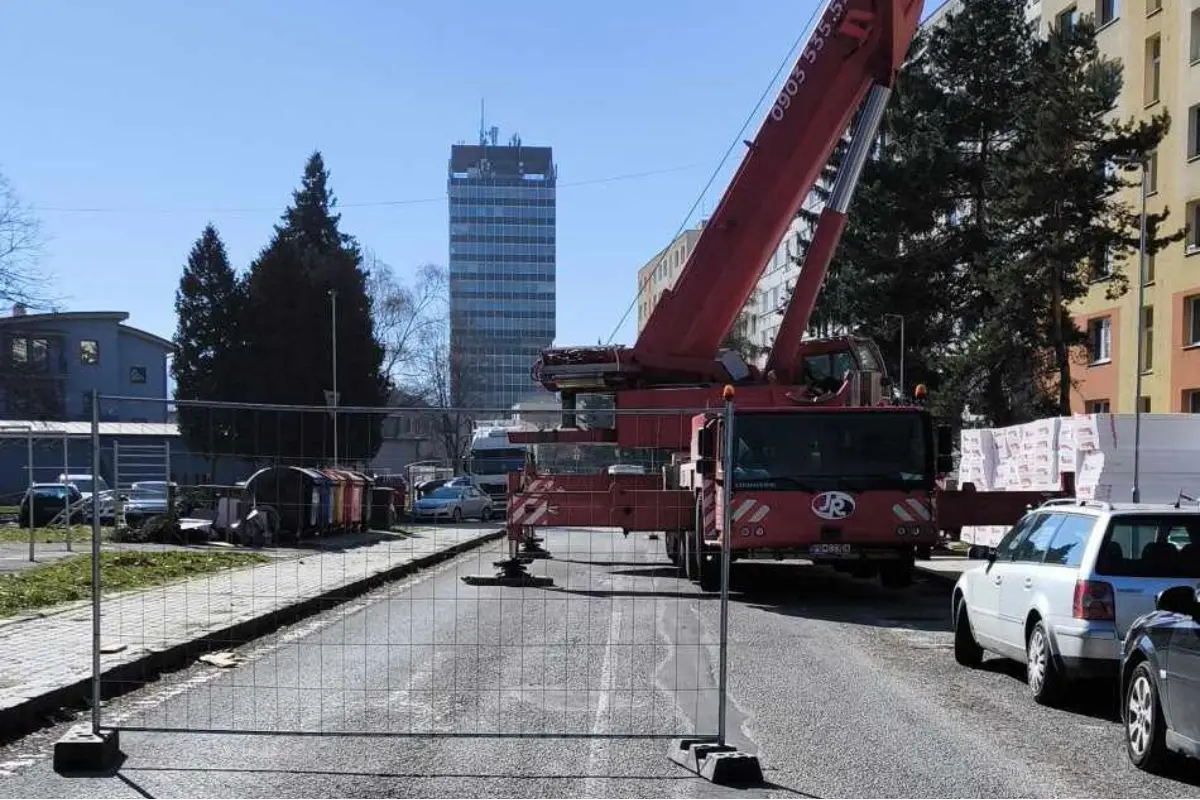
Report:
31,163,703,215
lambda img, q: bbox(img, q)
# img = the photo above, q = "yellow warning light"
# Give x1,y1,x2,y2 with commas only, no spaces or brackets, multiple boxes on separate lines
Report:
914,384,928,399
722,384,735,401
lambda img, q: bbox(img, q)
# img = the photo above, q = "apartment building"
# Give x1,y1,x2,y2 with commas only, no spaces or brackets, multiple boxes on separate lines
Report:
635,225,704,334
1051,0,1200,413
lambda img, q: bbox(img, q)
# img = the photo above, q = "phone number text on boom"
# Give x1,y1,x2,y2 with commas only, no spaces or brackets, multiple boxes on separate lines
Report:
770,1,848,122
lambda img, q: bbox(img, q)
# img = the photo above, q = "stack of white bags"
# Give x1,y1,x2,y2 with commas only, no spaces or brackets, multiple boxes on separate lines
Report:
958,414,1200,546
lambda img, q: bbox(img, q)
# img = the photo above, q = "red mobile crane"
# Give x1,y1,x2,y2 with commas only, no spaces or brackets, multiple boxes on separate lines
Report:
466,0,1049,592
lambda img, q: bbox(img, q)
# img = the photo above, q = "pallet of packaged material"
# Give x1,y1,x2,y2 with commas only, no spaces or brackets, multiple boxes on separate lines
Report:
1072,413,1200,453
960,525,1012,548
1078,475,1200,504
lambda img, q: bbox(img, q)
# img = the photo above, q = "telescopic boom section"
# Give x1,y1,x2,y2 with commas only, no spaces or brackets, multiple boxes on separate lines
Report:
635,0,923,366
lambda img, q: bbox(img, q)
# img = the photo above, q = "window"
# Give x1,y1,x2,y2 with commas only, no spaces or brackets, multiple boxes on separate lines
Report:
1189,201,1200,253
1145,35,1161,105
1142,249,1156,285
1044,514,1098,567
1085,399,1111,413
8,336,49,370
1189,296,1200,346
1088,317,1112,363
1147,150,1158,195
1097,515,1200,578
1188,390,1200,414
79,340,99,365
1140,306,1154,371
1012,513,1064,563
1056,5,1078,31
1096,0,1117,26
1139,396,1151,413
995,515,1039,561
1090,245,1114,279
1146,0,1161,15
129,366,147,384
1190,105,1200,160
1192,9,1200,64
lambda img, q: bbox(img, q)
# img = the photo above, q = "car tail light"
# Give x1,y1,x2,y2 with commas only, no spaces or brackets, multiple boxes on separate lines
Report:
1073,580,1115,621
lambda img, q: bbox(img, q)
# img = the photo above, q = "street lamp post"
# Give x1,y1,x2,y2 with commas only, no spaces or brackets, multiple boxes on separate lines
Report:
330,289,339,468
884,313,906,399
1132,158,1149,503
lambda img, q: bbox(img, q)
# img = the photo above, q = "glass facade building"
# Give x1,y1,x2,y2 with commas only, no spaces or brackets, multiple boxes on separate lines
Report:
448,138,556,411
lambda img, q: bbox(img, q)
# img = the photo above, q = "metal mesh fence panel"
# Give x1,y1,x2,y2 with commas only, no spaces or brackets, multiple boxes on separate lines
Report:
91,397,723,741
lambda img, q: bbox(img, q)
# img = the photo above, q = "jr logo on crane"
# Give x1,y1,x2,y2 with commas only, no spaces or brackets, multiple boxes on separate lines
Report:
812,491,856,520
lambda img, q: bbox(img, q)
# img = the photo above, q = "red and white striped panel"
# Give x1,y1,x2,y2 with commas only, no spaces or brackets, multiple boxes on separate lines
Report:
892,497,932,524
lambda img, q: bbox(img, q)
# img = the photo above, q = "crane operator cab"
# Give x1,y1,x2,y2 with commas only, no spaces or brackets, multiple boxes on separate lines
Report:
792,335,890,405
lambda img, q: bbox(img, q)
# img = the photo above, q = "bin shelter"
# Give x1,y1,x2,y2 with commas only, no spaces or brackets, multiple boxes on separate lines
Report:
321,469,346,531
244,466,321,540
296,468,329,532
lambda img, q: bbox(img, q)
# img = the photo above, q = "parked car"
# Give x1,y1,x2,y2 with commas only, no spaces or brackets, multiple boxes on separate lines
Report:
411,486,494,522
952,499,1200,705
1121,584,1200,772
18,483,84,528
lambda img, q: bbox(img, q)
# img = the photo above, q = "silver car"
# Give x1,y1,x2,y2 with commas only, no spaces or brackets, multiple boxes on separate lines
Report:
411,486,494,523
953,499,1200,705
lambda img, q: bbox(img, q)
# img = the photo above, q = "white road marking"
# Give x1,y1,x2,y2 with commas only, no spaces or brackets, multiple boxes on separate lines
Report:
584,609,622,796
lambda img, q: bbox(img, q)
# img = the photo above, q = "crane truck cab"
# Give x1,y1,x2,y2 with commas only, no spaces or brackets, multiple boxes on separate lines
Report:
666,403,955,590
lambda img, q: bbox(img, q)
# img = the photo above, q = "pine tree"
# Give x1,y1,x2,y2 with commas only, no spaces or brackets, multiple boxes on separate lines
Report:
172,224,243,473
238,152,390,465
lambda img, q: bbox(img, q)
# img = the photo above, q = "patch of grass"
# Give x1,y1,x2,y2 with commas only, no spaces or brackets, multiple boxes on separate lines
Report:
0,550,270,618
0,505,19,515
0,526,113,544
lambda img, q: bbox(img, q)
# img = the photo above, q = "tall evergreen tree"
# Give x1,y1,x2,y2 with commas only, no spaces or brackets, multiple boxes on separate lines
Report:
172,224,243,471
1000,17,1183,415
238,152,389,464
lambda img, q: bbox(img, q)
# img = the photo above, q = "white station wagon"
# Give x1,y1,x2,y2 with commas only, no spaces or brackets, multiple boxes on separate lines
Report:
952,499,1200,704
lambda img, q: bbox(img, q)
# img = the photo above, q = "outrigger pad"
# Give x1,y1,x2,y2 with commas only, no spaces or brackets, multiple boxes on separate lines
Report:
667,738,763,787
461,557,554,587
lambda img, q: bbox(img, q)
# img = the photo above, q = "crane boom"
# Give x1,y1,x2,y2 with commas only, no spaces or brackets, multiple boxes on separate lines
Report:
530,0,924,395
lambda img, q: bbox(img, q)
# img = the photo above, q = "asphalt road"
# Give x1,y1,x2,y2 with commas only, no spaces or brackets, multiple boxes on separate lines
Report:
2,528,1200,797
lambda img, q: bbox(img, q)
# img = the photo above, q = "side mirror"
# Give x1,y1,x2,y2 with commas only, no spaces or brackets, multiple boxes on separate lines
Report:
697,427,716,460
967,545,992,561
936,424,954,458
696,457,715,477
1156,585,1198,615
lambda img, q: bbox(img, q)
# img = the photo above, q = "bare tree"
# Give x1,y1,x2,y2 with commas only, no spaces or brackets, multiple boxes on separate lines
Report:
0,172,50,307
366,252,447,386
414,320,475,470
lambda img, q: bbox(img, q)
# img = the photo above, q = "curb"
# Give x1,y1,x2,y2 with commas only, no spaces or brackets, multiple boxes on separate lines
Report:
914,563,962,586
1,528,505,746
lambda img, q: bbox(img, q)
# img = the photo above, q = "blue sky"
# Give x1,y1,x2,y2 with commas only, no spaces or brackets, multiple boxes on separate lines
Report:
0,1,941,350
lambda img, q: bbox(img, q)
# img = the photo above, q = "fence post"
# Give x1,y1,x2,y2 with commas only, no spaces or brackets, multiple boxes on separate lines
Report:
90,391,102,735
27,429,34,561
63,435,72,552
718,391,735,748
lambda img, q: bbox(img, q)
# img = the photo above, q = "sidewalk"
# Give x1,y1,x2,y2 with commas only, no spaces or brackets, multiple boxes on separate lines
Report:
0,524,502,739
915,554,970,585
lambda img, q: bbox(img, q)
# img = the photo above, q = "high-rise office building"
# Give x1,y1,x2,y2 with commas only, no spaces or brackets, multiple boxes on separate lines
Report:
448,127,556,411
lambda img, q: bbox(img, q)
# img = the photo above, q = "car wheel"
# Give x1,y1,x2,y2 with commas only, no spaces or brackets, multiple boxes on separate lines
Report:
452,507,463,524
1026,620,1063,705
1126,661,1169,772
480,506,492,522
953,602,983,667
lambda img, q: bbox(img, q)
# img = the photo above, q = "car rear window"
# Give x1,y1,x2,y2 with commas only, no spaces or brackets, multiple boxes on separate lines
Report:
1096,515,1200,578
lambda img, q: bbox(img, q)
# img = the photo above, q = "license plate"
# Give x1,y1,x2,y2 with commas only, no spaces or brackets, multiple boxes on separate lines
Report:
809,543,854,557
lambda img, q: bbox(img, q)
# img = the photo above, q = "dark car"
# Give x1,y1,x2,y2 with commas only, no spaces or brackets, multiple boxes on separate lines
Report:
18,483,84,528
1120,583,1200,772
